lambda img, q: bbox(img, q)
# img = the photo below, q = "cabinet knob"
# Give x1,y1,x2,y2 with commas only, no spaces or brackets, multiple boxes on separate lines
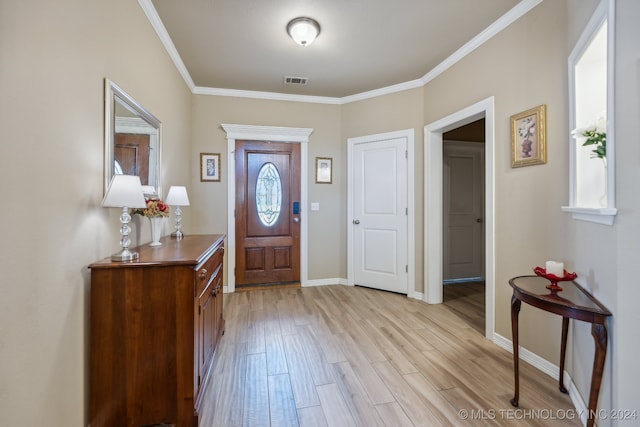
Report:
199,269,207,280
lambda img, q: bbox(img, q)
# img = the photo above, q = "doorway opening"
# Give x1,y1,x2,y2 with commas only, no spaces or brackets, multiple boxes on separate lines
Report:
424,97,495,339
441,119,486,334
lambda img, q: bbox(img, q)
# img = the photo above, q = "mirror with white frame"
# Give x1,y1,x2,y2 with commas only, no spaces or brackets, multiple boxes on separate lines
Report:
104,78,161,197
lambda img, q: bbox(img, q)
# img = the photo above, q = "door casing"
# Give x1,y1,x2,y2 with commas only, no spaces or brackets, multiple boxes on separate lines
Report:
222,124,313,293
424,96,495,339
347,129,416,298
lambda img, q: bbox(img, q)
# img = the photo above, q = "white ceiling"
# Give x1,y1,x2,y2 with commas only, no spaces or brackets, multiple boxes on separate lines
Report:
148,0,525,99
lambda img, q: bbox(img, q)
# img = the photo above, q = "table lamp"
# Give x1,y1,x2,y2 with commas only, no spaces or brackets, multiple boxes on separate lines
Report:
102,175,147,261
165,185,190,239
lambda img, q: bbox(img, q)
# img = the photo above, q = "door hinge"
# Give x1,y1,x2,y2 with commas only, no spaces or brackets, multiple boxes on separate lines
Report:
406,207,408,215
406,265,408,273
405,150,408,159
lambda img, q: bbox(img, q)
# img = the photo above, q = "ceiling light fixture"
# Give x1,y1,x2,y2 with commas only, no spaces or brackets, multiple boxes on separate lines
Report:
287,17,321,46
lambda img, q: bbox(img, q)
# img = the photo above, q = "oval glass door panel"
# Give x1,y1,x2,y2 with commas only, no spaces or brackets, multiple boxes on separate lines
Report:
256,162,282,226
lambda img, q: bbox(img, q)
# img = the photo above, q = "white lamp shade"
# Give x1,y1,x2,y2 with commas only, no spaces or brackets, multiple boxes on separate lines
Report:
165,186,190,206
287,17,320,46
102,175,147,208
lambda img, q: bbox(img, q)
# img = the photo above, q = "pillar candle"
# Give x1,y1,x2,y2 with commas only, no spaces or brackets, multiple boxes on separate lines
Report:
545,261,564,277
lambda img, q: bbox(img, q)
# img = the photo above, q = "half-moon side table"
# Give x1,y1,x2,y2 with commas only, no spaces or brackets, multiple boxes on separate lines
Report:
509,275,612,427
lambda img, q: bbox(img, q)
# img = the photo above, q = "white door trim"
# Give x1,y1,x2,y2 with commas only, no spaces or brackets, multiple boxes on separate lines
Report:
424,97,495,339
221,124,313,293
347,129,416,298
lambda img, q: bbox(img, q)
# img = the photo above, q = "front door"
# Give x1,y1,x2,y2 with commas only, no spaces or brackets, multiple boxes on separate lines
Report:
352,137,408,294
235,140,301,286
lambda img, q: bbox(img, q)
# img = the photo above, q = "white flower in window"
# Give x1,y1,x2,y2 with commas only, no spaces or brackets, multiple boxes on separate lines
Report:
572,112,607,159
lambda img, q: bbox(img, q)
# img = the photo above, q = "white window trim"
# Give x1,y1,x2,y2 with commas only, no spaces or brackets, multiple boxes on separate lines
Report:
562,0,617,225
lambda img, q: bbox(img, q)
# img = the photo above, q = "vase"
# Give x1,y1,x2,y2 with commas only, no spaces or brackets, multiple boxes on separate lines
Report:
149,216,163,246
599,158,607,208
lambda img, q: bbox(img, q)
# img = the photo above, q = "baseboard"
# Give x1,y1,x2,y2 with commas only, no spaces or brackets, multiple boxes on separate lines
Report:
305,280,424,300
492,333,588,426
228,280,425,300
443,277,484,285
304,278,348,287
224,279,346,293
410,291,424,300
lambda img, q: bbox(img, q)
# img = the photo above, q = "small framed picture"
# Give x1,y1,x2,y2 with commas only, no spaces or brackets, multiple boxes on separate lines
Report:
200,153,221,182
510,104,547,168
315,157,333,184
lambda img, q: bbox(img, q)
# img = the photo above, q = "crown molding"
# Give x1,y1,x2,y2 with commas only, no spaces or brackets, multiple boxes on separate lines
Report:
138,0,195,91
194,86,341,105
421,0,543,85
142,0,543,104
339,79,424,104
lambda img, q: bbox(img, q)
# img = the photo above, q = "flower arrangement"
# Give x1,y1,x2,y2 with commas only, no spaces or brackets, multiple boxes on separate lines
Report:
133,198,170,218
572,114,606,159
517,116,537,158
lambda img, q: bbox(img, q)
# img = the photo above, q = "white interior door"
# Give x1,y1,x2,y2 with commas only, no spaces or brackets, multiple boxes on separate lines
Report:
443,142,484,280
352,137,408,294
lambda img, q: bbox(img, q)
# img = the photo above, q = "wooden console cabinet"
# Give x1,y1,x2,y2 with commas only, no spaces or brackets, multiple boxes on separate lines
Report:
89,234,225,427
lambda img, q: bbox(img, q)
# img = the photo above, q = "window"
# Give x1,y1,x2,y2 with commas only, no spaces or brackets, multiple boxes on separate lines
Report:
563,0,616,225
255,162,282,226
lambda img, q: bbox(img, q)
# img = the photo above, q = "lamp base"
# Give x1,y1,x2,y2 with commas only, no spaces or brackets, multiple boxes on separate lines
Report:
171,231,185,239
111,248,139,262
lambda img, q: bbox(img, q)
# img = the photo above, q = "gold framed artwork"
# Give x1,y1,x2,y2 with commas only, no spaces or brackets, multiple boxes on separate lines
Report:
315,157,333,184
510,104,547,168
200,153,221,182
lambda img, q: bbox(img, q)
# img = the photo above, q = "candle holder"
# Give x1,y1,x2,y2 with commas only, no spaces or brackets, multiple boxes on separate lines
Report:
533,266,577,292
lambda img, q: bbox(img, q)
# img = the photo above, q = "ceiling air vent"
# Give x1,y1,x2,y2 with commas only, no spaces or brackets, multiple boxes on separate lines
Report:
283,76,309,85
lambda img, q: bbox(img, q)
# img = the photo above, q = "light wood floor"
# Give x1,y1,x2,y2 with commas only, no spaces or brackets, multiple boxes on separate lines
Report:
199,285,580,427
443,281,485,335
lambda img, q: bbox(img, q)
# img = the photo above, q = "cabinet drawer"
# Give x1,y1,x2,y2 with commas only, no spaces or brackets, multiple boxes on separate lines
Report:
196,247,223,297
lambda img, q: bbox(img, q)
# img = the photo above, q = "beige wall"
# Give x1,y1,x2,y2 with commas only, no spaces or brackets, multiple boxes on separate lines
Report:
190,95,344,280
0,0,191,425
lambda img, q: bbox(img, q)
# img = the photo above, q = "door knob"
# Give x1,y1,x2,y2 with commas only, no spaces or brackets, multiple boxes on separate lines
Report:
476,218,483,223
353,219,360,225
293,217,300,223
